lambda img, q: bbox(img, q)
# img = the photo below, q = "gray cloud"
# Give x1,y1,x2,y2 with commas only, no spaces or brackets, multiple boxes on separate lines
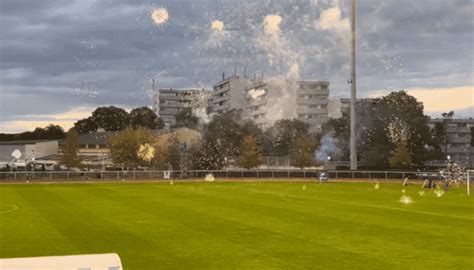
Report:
1,0,473,130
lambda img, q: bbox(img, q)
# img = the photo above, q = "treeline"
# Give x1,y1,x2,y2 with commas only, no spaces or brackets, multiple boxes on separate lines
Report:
0,125,66,141
321,91,449,168
60,111,321,170
0,106,165,141
7,91,462,170
73,106,164,134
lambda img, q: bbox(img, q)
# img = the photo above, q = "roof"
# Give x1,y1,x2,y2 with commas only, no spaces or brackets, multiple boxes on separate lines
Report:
77,132,117,145
0,140,59,145
77,129,171,146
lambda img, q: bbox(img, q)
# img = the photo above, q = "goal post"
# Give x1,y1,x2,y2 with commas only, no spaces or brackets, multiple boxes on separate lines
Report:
468,170,473,196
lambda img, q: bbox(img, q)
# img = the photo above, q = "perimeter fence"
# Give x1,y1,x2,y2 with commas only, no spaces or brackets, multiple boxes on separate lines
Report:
0,169,441,182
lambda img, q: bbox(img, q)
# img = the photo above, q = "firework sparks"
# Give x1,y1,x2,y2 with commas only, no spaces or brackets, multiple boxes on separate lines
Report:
204,174,215,182
211,20,224,31
151,8,169,25
137,143,155,162
435,190,445,197
399,195,413,205
264,14,282,35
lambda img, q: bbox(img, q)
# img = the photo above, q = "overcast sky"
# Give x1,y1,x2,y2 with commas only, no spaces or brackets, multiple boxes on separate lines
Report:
0,0,473,132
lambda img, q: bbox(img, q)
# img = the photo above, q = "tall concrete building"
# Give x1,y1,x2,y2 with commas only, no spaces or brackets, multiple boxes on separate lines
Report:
211,74,252,114
153,88,209,127
427,118,474,168
328,97,378,119
242,79,330,133
295,81,330,132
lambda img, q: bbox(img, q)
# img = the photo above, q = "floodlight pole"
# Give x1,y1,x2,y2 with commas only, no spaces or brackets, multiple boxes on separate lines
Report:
350,0,358,170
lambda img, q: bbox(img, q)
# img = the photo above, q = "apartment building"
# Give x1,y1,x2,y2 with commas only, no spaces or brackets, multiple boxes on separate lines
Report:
153,88,209,127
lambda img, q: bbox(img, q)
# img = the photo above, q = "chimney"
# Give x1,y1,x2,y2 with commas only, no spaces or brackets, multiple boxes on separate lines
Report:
152,78,155,91
222,72,225,80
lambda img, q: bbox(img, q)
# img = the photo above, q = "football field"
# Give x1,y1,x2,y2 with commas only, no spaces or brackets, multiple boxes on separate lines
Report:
0,180,473,269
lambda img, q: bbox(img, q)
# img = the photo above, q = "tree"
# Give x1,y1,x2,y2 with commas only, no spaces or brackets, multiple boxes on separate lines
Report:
237,135,263,169
108,127,152,167
359,91,433,167
74,117,98,134
191,139,226,170
291,134,317,168
190,110,265,170
174,107,199,129
0,124,66,141
266,119,310,156
130,107,164,129
388,139,412,168
165,136,182,170
92,106,130,131
59,129,81,168
42,124,66,139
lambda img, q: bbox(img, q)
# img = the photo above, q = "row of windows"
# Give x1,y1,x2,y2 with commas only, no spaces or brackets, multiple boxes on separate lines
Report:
215,82,229,90
298,114,327,120
301,84,326,91
298,94,328,99
448,143,471,148
253,113,266,120
308,104,327,109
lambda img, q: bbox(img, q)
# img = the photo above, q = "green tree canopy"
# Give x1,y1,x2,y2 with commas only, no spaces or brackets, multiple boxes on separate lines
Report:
108,127,152,167
0,124,66,141
174,107,199,129
388,139,412,168
73,117,98,134
359,91,433,167
92,106,130,131
130,106,164,129
265,119,310,156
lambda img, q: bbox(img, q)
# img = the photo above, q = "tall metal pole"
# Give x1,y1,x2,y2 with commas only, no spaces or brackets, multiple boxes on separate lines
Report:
350,0,358,170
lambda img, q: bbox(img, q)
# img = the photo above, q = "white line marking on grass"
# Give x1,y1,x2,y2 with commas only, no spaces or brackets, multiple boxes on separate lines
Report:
244,189,474,221
0,204,18,214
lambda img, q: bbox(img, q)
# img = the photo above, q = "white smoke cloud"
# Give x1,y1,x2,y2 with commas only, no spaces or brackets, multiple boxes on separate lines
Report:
264,14,282,35
315,7,349,32
257,14,302,79
151,7,169,25
315,133,342,161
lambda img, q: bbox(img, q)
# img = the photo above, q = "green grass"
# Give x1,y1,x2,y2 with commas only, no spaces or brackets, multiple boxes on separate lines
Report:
1,180,473,269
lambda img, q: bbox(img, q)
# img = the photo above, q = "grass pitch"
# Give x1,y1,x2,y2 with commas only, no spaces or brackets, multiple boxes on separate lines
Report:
0,180,473,269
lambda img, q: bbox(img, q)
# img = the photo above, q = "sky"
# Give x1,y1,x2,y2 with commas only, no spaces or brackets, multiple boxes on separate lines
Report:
0,0,473,132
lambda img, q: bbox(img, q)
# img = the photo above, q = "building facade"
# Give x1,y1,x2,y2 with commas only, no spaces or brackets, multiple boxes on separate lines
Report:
0,140,59,163
328,97,379,120
295,81,330,133
211,74,252,114
153,88,209,127
428,118,474,168
243,79,330,132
